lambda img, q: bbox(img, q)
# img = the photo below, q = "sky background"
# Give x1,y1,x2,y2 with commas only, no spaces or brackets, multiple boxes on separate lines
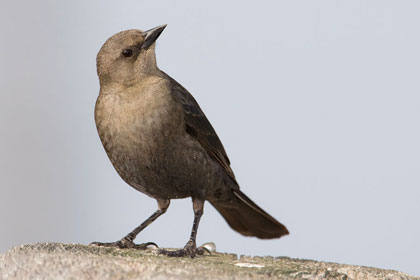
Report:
1,0,419,276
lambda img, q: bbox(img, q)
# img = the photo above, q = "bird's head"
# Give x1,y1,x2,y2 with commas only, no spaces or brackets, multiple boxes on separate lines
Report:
96,24,167,86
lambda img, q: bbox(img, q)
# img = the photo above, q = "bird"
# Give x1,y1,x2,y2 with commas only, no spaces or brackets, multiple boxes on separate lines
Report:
92,24,289,257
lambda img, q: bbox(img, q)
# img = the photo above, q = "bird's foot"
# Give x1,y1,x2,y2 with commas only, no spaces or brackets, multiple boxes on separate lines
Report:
90,238,158,250
158,241,210,258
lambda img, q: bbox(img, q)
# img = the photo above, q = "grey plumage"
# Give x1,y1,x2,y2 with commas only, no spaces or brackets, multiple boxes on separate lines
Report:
93,25,288,257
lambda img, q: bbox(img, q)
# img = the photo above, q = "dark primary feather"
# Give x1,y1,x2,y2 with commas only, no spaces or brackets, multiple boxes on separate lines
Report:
211,189,289,239
165,74,237,183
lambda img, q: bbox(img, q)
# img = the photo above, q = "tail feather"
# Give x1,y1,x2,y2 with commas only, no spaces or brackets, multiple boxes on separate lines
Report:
210,189,289,239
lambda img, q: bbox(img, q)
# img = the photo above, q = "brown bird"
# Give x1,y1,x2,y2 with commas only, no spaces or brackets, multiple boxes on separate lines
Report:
92,24,288,257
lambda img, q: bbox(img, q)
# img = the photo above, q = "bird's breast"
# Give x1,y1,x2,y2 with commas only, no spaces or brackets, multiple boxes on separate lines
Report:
95,78,184,167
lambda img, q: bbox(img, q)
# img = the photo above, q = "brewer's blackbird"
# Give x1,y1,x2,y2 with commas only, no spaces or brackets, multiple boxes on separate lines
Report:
92,24,288,257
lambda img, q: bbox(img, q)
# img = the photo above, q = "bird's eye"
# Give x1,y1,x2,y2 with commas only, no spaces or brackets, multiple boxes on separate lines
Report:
122,49,133,57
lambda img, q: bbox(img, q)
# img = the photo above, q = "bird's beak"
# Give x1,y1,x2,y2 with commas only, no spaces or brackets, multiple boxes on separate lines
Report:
142,24,167,50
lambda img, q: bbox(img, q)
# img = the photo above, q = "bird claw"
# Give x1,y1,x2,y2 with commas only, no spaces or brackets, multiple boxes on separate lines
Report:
90,239,158,250
158,247,204,258
158,241,212,258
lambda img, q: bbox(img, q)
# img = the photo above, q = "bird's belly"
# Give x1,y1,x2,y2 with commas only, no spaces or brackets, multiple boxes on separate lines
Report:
98,113,217,199
108,133,217,199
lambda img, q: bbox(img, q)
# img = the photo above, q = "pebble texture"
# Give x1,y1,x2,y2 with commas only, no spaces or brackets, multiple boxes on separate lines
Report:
0,243,418,280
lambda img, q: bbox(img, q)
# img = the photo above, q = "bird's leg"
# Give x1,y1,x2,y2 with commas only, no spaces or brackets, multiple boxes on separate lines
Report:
91,199,170,249
159,198,205,258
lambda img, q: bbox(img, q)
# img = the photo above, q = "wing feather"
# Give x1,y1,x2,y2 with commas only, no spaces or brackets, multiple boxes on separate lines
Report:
166,75,237,183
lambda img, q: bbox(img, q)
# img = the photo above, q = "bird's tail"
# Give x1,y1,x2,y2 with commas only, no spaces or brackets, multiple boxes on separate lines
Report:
209,189,289,239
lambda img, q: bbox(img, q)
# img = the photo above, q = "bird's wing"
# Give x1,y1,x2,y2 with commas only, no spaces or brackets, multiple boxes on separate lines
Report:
167,76,237,184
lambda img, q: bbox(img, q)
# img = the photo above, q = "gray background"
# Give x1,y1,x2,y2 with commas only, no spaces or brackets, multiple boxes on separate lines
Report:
1,0,419,276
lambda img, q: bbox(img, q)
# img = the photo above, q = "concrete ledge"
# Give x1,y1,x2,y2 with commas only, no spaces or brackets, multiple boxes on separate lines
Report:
0,243,417,279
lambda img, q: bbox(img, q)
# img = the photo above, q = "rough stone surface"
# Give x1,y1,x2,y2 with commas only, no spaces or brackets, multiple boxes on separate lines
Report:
0,243,418,280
